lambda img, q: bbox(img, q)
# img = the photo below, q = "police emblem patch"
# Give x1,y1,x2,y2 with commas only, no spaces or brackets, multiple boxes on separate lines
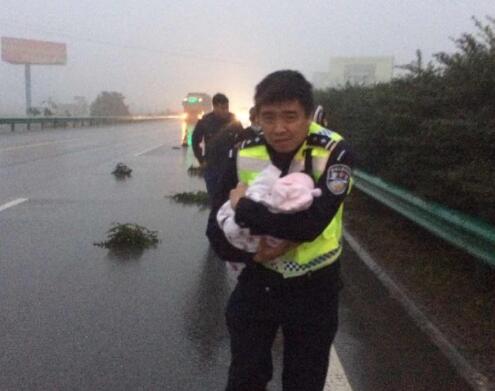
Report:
326,164,351,195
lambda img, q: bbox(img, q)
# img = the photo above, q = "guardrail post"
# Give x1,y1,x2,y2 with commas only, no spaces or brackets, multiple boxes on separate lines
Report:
11,122,15,132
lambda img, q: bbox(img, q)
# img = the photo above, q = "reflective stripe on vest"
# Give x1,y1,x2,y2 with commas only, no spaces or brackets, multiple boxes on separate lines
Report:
237,122,347,278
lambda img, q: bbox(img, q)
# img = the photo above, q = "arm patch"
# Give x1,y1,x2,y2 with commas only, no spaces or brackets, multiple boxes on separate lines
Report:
326,164,351,195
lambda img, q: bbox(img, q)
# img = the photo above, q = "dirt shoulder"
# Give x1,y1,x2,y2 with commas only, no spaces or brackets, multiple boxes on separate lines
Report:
344,190,495,387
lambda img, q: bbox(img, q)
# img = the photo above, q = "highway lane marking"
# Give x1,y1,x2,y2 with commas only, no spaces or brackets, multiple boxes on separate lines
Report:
0,198,28,213
1,127,168,155
0,138,86,153
343,229,490,391
0,141,64,152
325,347,353,390
0,131,151,153
134,143,166,156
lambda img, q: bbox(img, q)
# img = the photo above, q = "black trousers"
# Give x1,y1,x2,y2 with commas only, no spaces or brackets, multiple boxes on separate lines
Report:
204,167,221,205
225,261,342,391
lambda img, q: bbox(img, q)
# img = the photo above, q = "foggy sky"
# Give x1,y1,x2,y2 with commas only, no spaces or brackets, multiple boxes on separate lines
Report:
0,0,493,115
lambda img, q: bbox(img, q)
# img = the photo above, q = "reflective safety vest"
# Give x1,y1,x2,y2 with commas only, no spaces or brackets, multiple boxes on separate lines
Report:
237,122,349,278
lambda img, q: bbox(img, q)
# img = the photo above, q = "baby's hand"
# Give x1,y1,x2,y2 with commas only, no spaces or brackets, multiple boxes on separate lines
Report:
229,182,248,209
311,188,322,197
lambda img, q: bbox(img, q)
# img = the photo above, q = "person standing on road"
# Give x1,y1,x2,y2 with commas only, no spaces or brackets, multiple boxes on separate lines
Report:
313,104,328,127
192,93,243,202
206,70,354,391
241,106,262,140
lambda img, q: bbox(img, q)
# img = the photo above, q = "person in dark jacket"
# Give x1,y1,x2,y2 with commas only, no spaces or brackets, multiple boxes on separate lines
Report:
192,93,243,202
241,106,262,140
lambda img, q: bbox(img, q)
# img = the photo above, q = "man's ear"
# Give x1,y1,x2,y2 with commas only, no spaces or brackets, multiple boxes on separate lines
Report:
305,116,312,129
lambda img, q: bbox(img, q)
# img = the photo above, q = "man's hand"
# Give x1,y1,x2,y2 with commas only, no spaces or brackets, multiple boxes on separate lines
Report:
229,182,248,209
253,238,298,263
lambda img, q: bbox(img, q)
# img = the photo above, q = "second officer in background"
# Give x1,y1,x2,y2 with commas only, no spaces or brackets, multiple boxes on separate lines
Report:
192,93,243,203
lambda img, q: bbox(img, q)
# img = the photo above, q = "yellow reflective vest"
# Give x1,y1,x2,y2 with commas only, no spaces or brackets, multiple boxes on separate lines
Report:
237,122,350,278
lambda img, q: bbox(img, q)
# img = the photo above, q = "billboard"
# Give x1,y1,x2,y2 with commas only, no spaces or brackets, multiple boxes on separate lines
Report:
1,37,67,65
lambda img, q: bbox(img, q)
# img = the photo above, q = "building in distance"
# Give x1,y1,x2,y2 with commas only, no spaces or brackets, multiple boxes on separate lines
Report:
313,56,394,89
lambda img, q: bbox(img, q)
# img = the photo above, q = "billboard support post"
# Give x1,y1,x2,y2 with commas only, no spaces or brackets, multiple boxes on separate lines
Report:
25,64,32,115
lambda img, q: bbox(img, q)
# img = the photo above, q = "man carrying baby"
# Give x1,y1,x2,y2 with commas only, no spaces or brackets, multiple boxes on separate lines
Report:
206,69,354,391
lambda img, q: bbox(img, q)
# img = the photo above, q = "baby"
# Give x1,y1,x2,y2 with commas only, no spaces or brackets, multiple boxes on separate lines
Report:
216,164,322,253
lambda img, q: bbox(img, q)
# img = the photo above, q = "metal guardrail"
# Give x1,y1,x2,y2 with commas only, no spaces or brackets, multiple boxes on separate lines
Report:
0,115,175,131
353,169,495,266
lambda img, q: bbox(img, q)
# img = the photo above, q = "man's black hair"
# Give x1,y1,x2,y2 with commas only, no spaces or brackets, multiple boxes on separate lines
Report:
212,93,229,106
254,70,314,116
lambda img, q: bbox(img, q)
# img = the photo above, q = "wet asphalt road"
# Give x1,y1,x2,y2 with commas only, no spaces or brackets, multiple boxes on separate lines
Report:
0,121,472,390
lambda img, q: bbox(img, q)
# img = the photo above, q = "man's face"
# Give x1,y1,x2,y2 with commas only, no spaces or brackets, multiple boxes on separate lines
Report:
258,100,311,153
213,103,229,119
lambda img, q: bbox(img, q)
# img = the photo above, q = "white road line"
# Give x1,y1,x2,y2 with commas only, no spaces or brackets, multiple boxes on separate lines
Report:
0,141,62,152
325,347,353,390
343,229,491,391
134,143,166,157
0,198,28,213
0,138,85,153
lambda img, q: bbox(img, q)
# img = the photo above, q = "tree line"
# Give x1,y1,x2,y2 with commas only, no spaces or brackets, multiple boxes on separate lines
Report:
315,17,495,224
90,91,130,117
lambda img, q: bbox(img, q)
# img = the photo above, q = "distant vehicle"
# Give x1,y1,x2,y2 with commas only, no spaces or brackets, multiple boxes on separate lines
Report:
181,92,212,146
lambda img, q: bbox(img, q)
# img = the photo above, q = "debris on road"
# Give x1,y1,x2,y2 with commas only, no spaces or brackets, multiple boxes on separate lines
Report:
168,191,208,207
112,163,132,178
187,165,204,177
94,223,159,250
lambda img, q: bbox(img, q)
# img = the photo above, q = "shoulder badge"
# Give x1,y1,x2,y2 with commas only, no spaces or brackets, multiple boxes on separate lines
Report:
239,133,265,150
307,133,339,151
318,128,333,138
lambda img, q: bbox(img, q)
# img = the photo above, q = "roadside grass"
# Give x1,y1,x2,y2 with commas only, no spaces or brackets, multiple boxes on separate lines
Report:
168,191,208,207
112,163,132,179
94,223,159,250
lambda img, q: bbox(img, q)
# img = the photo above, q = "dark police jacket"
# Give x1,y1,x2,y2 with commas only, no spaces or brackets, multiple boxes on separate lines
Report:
191,112,243,167
206,133,354,266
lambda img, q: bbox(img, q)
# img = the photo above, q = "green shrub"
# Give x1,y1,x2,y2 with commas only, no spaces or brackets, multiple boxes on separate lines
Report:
168,191,209,207
94,223,159,250
316,17,495,223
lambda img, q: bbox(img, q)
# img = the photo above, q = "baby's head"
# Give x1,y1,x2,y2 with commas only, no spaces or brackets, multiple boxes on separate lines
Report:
270,172,322,212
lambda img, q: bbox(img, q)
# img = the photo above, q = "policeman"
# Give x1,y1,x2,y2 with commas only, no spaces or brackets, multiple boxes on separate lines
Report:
313,104,328,127
207,70,354,391
242,106,262,139
191,93,243,202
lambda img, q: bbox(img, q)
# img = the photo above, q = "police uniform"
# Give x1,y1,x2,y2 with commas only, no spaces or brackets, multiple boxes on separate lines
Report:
207,122,354,391
191,112,243,202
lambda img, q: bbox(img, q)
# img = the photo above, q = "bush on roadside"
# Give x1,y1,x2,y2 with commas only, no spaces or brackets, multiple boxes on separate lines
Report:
315,16,495,223
94,223,159,250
